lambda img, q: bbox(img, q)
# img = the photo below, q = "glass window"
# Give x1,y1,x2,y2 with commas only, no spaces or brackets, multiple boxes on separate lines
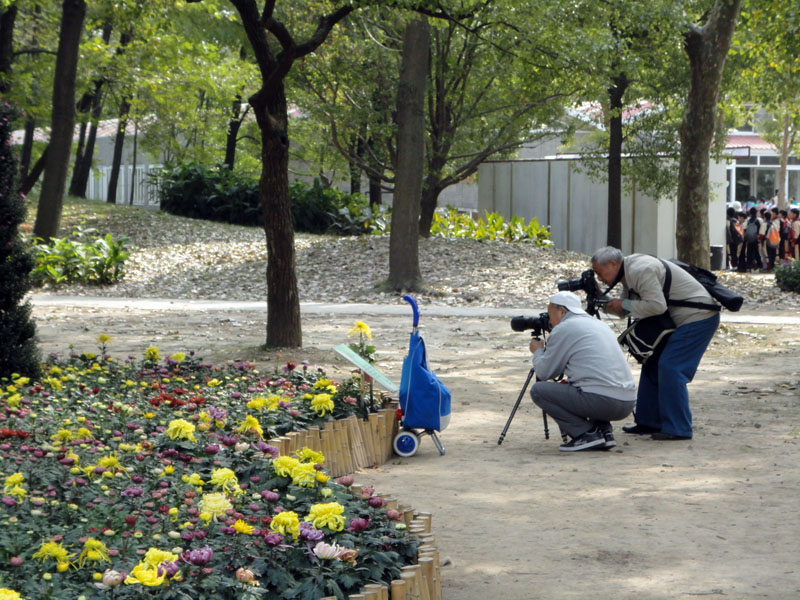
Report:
736,157,757,165
756,170,776,199
760,156,779,165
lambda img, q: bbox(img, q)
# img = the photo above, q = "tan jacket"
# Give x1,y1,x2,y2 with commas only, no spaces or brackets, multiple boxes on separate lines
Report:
620,254,718,327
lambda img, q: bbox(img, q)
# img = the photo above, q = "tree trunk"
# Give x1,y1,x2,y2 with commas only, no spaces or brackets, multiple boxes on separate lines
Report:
418,177,443,237
386,19,429,292
224,95,242,169
128,122,138,205
107,99,129,204
676,0,741,268
349,137,363,194
19,117,35,181
252,86,302,347
68,120,87,196
368,175,382,207
71,82,105,197
777,108,789,209
20,145,48,196
607,72,628,248
0,4,16,94
33,0,87,241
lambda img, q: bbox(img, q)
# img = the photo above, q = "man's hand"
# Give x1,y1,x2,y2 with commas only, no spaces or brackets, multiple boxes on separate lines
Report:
529,338,545,353
605,298,627,316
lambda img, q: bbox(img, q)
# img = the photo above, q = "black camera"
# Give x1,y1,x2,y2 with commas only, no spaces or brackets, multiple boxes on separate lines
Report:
510,312,551,338
556,268,604,316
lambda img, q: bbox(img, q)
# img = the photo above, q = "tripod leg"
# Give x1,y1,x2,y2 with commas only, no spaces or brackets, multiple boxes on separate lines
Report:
497,368,535,445
542,410,549,440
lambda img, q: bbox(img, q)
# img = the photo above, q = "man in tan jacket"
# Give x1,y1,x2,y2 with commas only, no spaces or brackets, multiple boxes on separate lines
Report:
591,247,720,440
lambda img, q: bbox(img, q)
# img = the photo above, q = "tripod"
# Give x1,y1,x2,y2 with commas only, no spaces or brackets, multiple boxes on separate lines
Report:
497,366,550,445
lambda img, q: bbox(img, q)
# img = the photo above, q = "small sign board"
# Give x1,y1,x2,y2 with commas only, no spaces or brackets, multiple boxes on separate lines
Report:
332,344,399,393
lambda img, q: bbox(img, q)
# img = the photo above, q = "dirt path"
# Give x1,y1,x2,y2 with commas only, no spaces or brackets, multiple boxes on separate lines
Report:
31,302,800,599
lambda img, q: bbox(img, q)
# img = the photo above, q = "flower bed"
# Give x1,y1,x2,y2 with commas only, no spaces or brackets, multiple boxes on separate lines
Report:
0,347,425,599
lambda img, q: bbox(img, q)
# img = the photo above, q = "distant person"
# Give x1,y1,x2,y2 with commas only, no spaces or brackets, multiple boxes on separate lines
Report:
743,208,762,272
726,206,742,270
791,208,800,261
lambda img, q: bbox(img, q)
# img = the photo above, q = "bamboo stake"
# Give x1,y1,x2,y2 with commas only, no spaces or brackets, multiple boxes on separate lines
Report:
400,572,421,600
418,557,436,600
319,430,336,476
361,417,378,465
370,413,384,465
405,565,429,600
416,512,432,534
363,584,388,600
379,408,395,461
286,432,300,455
347,416,369,469
390,579,407,600
384,497,399,510
335,419,354,475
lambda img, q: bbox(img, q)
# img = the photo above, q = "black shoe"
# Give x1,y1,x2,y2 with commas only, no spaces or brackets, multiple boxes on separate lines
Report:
622,423,660,435
595,426,616,449
651,432,691,441
559,428,606,452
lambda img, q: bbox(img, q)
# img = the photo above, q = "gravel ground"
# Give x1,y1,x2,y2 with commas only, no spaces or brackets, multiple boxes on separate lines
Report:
50,205,800,313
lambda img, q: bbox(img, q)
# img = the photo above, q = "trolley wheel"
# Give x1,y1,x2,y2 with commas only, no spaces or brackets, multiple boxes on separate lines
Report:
393,431,420,457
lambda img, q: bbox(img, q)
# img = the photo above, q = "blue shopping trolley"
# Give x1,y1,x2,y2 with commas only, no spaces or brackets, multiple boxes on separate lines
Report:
393,295,451,457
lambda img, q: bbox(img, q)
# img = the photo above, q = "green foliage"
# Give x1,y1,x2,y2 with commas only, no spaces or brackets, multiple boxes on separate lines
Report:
157,162,262,226
775,259,800,293
158,163,387,235
291,179,389,235
30,223,130,286
0,101,41,379
430,207,552,244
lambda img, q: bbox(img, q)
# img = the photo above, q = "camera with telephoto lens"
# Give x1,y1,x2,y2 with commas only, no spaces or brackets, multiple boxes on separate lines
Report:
556,268,605,316
510,312,551,338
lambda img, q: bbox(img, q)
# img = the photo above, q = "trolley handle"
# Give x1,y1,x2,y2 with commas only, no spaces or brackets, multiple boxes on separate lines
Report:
403,295,420,328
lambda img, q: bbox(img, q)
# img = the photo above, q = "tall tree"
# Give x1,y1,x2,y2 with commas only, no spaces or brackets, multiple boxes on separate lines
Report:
33,0,86,241
224,0,354,347
386,17,429,291
676,0,741,267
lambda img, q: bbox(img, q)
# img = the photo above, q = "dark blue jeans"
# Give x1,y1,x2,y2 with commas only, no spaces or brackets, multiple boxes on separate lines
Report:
634,313,720,437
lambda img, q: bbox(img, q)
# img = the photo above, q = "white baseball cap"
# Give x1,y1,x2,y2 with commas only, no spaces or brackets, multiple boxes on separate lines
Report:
549,291,587,315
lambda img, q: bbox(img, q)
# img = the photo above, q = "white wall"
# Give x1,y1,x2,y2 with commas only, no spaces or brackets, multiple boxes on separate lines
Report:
478,157,728,260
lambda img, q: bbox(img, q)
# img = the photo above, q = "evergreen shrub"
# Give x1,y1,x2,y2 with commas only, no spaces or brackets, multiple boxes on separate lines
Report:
775,259,800,293
0,102,41,378
156,163,385,234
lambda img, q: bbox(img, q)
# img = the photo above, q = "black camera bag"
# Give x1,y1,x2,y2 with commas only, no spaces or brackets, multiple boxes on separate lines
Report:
665,259,743,312
617,264,675,364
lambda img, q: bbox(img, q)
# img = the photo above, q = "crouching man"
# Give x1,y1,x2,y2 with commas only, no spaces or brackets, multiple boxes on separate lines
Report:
529,291,636,452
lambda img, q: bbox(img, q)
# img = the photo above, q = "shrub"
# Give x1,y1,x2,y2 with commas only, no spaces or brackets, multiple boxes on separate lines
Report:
0,101,40,378
0,348,417,599
430,206,552,244
157,164,386,235
775,259,800,293
156,163,262,227
30,223,130,286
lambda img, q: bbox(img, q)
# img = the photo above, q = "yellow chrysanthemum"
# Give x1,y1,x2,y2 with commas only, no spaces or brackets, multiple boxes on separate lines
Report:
4,473,24,490
270,511,300,540
209,468,242,495
6,485,26,499
33,541,73,564
181,473,205,487
233,519,254,535
97,453,121,469
313,378,332,389
124,563,166,587
198,492,232,520
348,321,372,340
165,419,197,443
76,427,93,439
272,456,300,478
142,548,179,569
236,414,264,439
144,346,160,361
310,394,334,416
291,462,318,488
97,334,112,344
296,447,325,465
53,429,73,442
305,502,345,532
171,352,186,363
78,538,111,568
0,589,23,600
